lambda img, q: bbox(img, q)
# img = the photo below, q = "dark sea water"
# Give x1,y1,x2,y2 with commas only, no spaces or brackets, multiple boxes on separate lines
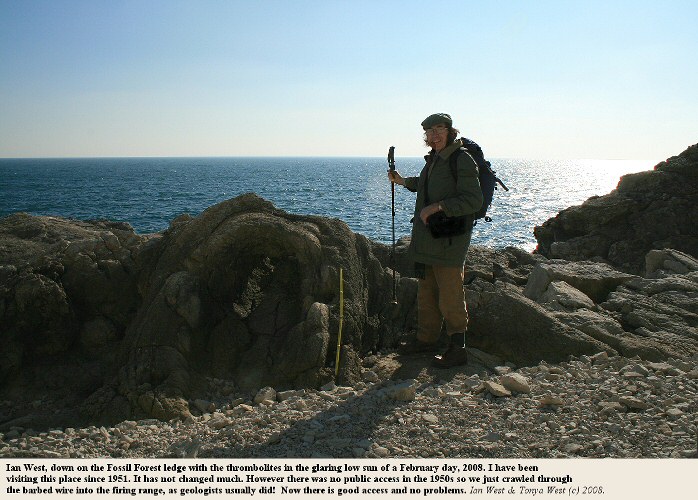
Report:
0,157,655,250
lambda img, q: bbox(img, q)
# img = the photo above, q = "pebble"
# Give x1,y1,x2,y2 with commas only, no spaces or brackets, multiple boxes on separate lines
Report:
1,352,696,459
483,381,511,397
500,373,531,394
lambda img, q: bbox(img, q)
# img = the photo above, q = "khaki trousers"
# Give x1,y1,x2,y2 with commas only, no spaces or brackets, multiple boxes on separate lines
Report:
416,264,468,343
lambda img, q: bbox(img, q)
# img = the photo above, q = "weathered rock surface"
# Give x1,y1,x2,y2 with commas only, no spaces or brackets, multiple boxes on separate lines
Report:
534,143,698,274
0,194,397,425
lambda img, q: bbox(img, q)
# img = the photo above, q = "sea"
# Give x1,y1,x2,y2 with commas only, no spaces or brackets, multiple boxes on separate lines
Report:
0,157,656,252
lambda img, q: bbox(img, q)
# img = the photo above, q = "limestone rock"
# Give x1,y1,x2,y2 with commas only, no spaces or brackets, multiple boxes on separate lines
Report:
534,143,698,274
500,373,531,394
467,281,614,366
524,260,634,303
483,381,511,397
536,280,595,311
253,387,276,405
385,380,417,401
645,249,698,278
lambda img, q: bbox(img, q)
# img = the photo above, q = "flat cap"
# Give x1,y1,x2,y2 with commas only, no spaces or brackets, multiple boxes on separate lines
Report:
421,113,452,129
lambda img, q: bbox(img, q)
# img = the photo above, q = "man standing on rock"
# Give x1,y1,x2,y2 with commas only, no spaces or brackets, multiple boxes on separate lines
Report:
388,113,483,367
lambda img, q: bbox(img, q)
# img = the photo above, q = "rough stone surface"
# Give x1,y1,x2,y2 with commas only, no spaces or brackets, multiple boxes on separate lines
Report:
0,194,397,424
534,143,698,274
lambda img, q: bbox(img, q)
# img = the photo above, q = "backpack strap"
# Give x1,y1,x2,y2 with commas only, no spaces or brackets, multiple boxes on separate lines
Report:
448,147,462,183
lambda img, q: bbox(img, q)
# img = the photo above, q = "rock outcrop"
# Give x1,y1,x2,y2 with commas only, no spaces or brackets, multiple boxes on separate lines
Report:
0,214,146,424
1,143,697,429
462,252,691,361
533,143,698,274
1,194,397,425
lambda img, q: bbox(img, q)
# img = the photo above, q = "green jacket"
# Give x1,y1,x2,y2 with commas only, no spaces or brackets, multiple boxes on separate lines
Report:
403,139,483,267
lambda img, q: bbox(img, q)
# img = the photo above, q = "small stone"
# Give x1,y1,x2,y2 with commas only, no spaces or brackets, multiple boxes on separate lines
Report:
539,394,564,407
277,390,305,401
233,404,254,414
564,443,584,454
494,366,512,375
254,387,277,404
591,352,610,365
206,413,230,430
422,414,438,424
362,370,379,383
481,431,501,442
422,387,443,398
483,381,511,397
227,397,245,408
362,355,379,367
373,446,390,457
647,362,673,372
500,373,531,394
618,396,650,410
386,380,417,401
320,382,337,392
621,364,649,377
598,402,625,414
666,408,684,418
657,424,673,435
463,378,482,391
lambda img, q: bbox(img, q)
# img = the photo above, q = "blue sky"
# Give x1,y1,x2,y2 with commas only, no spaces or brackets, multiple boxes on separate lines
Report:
1,0,696,159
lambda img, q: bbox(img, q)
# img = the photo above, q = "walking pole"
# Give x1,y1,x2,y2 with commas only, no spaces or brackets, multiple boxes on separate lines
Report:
387,146,397,305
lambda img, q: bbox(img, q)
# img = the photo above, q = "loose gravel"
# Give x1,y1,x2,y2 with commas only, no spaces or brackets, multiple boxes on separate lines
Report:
1,351,696,459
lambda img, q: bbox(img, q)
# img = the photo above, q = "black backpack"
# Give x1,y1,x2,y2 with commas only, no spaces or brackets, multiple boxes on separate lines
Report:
449,137,509,224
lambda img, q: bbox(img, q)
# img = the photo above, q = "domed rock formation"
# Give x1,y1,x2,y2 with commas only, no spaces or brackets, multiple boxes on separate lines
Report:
0,194,397,424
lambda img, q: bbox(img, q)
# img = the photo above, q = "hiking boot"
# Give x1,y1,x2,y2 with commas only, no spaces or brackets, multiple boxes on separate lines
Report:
398,338,439,355
432,344,468,368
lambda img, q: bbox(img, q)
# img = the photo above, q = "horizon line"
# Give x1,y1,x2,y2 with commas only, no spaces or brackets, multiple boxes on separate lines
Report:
0,154,661,162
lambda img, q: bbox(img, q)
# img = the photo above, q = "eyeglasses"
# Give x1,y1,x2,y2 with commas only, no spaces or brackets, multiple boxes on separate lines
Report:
424,125,448,136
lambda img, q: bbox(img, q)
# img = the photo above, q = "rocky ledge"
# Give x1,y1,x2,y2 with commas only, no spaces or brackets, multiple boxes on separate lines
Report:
0,143,697,458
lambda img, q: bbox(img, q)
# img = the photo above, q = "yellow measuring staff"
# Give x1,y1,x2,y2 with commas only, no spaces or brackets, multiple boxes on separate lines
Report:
334,268,344,379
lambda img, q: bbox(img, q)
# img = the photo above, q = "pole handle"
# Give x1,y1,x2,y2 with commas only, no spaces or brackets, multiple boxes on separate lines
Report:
388,146,395,171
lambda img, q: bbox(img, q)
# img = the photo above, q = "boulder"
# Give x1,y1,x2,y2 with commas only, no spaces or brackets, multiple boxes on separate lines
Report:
523,260,634,303
644,248,698,278
536,281,594,311
466,280,615,366
111,194,398,417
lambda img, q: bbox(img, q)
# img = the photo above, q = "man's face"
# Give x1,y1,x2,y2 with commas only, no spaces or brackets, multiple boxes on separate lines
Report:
424,124,449,151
